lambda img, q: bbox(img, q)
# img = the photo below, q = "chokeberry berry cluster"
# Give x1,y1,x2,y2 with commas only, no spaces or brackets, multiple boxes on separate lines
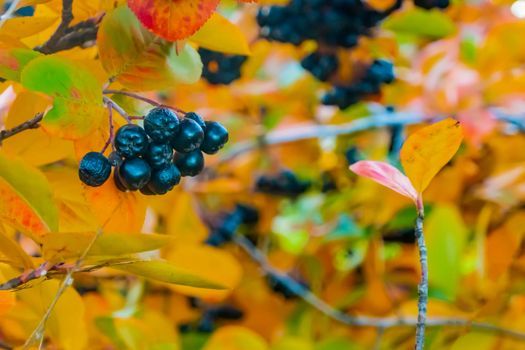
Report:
322,59,395,109
257,0,401,48
255,170,311,197
78,107,229,195
257,0,401,109
199,48,248,85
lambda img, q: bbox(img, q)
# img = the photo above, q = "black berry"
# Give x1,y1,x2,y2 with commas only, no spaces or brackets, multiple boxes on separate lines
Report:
171,119,204,153
146,164,181,194
114,124,149,158
145,143,173,170
78,152,111,187
200,121,229,155
255,170,311,197
185,112,206,131
144,107,180,143
174,150,204,177
118,158,151,190
199,48,248,85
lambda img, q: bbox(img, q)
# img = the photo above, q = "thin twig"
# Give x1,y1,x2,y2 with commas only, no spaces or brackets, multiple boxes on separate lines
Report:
415,200,427,350
101,103,114,154
0,0,22,27
35,0,73,54
219,112,426,163
103,90,187,116
232,235,525,341
104,90,161,107
103,96,132,124
0,112,44,144
23,228,103,349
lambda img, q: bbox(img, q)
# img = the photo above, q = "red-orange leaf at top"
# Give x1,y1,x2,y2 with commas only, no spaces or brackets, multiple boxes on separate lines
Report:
127,0,220,41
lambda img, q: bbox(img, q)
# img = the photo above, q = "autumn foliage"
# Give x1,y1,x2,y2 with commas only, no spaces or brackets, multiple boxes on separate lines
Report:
1,0,525,349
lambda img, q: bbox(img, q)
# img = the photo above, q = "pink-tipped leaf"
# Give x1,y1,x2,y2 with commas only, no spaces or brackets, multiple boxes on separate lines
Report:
350,160,418,203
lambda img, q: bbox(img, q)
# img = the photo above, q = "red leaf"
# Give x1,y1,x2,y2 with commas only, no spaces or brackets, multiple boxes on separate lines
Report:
127,0,220,41
350,160,418,203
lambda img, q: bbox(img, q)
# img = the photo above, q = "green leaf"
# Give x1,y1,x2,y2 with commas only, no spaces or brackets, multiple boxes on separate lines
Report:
0,42,41,81
426,205,468,299
97,6,202,91
0,152,58,239
20,55,104,140
383,8,456,39
112,260,227,289
41,232,172,262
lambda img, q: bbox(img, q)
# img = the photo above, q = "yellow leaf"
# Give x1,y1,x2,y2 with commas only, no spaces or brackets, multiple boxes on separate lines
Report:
164,245,242,301
400,118,463,193
166,192,208,244
0,151,59,239
12,280,87,350
0,16,57,39
112,260,227,289
2,91,74,166
45,167,99,232
0,223,33,269
203,326,268,350
0,270,15,317
41,232,172,262
190,12,251,55
19,0,52,7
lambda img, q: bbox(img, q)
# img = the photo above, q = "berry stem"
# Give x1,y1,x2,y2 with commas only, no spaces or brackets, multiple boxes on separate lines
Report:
100,103,115,154
104,89,161,107
103,96,132,124
103,89,187,117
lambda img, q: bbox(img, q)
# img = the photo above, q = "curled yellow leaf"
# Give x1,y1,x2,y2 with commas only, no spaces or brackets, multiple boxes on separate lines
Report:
400,118,463,193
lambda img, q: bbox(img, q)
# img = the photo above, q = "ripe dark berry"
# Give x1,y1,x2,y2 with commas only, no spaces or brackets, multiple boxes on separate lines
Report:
118,158,151,190
147,164,181,194
171,119,204,153
414,0,449,9
144,107,180,143
145,143,173,170
114,124,149,158
185,112,206,131
199,48,248,85
255,170,311,197
174,150,204,177
140,185,157,196
301,52,339,81
113,167,129,191
78,152,111,187
200,121,229,155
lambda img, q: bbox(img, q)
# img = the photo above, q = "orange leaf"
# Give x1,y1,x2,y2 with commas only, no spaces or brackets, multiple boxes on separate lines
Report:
83,178,146,233
127,0,220,41
400,118,463,193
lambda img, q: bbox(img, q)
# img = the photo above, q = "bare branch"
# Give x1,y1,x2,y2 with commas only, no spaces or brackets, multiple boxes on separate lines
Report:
0,0,22,27
415,207,428,350
0,112,44,144
233,235,525,342
35,0,74,54
219,112,426,163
